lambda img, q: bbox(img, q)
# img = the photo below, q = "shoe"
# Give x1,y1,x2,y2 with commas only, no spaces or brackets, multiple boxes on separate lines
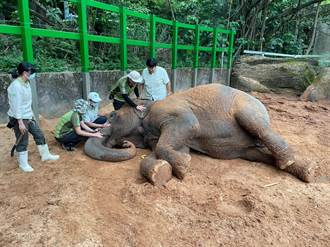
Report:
17,151,34,172
37,144,60,161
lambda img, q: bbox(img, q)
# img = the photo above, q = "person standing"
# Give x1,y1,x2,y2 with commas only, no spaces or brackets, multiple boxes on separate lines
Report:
7,62,59,172
109,70,145,111
141,58,172,101
82,92,110,131
54,99,103,151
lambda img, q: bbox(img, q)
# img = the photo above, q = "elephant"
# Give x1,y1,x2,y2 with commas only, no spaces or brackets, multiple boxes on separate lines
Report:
84,84,314,185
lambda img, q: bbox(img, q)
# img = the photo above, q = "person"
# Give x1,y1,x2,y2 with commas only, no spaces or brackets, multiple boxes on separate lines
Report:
82,92,110,131
141,58,172,101
54,99,103,151
7,62,59,172
109,70,146,111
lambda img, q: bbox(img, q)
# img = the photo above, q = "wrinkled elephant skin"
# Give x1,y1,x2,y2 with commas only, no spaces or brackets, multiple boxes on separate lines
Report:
84,84,314,184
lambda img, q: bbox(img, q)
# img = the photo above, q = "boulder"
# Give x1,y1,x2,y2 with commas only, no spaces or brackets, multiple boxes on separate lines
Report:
231,55,318,93
233,75,271,93
300,68,330,102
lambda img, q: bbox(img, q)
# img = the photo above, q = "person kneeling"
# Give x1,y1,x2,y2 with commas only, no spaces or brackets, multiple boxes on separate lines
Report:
55,99,103,151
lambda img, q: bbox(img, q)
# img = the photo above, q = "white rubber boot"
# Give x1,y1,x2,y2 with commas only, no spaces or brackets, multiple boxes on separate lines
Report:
37,144,60,161
17,151,34,172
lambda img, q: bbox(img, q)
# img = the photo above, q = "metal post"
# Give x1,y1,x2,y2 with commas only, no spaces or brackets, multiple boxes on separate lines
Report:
18,0,39,123
210,27,218,84
171,21,178,92
150,14,156,58
78,0,90,99
120,6,128,72
193,24,200,87
227,29,235,85
227,29,235,69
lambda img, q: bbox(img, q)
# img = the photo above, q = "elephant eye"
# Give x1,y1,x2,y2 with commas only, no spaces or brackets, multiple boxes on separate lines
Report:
109,111,117,120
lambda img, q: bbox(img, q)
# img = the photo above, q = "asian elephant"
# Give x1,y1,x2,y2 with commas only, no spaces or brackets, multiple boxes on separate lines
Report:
84,84,314,185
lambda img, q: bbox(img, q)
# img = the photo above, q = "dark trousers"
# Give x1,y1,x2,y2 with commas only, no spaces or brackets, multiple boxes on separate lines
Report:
10,117,46,152
56,131,87,148
93,116,107,125
113,99,125,110
82,116,107,131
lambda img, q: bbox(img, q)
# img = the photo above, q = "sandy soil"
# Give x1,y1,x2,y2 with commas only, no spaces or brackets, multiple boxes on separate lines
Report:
0,91,330,247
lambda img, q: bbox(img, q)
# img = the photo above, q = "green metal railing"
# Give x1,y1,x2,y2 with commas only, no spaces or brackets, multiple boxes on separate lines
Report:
0,0,236,72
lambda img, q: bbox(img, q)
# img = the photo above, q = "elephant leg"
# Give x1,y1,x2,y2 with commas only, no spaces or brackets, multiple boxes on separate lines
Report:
240,147,314,183
235,109,295,170
240,147,275,164
155,124,196,179
140,153,172,186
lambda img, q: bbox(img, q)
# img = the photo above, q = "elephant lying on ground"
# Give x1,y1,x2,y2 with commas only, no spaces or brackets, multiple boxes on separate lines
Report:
84,84,314,185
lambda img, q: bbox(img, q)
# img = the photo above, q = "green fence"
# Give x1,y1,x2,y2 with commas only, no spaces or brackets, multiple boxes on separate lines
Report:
0,0,236,72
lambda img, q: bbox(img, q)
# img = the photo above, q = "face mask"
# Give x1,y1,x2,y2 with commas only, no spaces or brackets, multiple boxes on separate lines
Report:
28,73,36,80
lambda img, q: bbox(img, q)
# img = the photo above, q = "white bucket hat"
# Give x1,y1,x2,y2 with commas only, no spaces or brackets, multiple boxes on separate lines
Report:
127,71,143,84
88,92,102,103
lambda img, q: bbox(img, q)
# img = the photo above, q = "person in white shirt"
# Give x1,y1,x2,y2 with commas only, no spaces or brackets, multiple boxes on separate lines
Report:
141,58,172,101
7,62,59,172
81,92,110,132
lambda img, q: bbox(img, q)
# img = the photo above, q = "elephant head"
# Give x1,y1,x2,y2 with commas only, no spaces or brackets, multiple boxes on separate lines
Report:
105,105,147,148
84,100,153,162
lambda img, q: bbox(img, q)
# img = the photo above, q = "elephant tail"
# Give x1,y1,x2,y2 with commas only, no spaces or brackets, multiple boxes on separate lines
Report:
84,137,136,162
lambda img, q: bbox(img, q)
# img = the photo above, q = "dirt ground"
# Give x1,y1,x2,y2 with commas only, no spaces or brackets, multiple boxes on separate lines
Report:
0,90,330,247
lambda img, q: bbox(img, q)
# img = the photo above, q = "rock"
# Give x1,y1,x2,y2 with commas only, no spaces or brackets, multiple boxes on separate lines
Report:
234,75,270,93
231,56,318,93
300,68,330,102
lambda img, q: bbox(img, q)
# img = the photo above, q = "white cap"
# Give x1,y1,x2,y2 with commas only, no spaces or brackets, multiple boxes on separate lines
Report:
88,92,102,103
127,71,143,84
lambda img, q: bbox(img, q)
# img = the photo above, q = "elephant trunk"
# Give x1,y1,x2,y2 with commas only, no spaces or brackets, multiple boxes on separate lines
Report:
84,137,136,162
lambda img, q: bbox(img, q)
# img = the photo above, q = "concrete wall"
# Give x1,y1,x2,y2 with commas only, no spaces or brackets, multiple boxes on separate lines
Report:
314,23,330,55
0,68,229,123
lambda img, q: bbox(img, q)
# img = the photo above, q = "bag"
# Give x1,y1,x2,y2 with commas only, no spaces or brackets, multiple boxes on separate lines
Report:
6,118,17,129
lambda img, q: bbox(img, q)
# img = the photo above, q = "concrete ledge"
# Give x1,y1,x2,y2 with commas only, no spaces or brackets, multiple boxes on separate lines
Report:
0,68,229,123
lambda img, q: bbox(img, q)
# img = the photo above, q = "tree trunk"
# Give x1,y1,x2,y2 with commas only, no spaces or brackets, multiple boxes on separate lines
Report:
227,0,233,28
259,0,271,52
167,0,176,20
306,2,321,55
267,0,323,23
294,0,301,42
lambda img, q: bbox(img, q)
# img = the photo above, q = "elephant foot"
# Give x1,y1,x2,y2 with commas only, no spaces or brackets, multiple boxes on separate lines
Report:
140,159,172,186
171,153,191,180
284,159,315,183
277,159,295,170
276,147,295,170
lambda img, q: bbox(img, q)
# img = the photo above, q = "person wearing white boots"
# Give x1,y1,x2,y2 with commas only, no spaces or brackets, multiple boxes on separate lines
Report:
7,62,59,172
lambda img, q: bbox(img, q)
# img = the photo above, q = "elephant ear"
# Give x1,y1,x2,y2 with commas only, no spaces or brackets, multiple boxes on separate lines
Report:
133,99,154,119
133,107,149,119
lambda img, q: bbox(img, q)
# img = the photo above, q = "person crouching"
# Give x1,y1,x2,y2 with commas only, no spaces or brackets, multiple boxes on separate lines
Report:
54,99,103,151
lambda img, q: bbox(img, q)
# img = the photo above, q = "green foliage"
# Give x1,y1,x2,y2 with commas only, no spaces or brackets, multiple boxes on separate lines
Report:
0,36,23,73
1,0,329,72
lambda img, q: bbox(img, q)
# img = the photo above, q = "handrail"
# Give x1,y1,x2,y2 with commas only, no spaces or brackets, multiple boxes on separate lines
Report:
0,0,236,71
